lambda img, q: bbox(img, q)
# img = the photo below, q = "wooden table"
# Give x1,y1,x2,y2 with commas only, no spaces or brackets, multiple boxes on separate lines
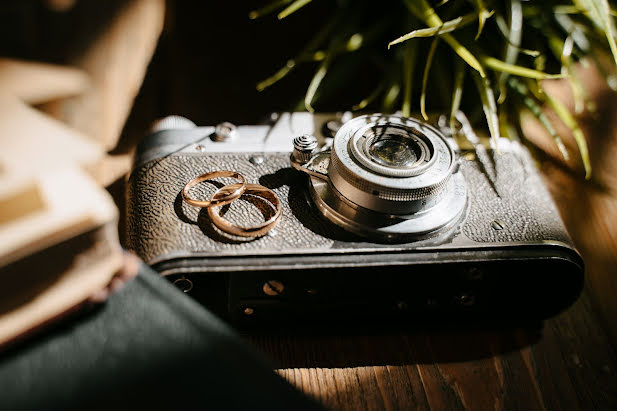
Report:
251,291,616,410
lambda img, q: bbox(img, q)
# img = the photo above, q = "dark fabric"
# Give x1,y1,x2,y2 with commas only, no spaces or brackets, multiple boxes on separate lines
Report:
0,264,323,411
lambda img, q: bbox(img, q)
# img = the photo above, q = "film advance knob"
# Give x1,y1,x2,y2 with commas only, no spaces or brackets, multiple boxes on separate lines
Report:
292,134,318,164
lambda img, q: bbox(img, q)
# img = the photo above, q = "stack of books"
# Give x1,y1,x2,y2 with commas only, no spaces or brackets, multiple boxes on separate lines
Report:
0,85,122,348
0,0,165,349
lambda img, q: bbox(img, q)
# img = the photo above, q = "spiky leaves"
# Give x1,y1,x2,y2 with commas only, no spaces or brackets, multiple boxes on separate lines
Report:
255,0,617,179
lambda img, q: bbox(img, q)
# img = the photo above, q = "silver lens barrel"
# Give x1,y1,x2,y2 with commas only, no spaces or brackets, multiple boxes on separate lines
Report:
328,114,456,214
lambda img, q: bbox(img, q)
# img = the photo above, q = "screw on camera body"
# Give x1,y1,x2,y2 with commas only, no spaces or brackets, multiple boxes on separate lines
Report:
491,220,505,231
396,301,409,311
263,280,284,296
211,121,236,142
250,156,264,165
173,276,193,293
454,293,476,307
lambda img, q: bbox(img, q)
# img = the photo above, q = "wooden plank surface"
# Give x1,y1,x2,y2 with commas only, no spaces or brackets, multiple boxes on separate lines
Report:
250,291,617,410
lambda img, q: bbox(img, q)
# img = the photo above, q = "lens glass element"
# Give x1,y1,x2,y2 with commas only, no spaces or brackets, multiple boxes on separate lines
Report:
352,124,433,177
368,135,420,168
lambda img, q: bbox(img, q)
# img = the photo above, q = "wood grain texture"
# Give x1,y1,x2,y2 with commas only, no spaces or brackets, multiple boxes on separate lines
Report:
253,292,617,410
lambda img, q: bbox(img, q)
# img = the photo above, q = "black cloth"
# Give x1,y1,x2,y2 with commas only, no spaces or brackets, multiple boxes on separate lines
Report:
0,263,323,410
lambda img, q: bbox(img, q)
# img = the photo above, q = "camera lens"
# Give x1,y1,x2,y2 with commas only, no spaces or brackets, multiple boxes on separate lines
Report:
328,114,456,214
354,125,434,177
304,114,468,238
368,135,419,168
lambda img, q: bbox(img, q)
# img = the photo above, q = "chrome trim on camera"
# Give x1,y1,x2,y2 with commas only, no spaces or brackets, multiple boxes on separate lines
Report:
290,114,467,237
308,172,467,240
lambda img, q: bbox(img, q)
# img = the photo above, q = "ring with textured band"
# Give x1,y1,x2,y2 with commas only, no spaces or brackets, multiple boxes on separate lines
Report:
207,183,282,237
182,171,247,208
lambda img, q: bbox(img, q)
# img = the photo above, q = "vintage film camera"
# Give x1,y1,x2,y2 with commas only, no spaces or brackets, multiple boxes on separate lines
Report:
126,112,583,325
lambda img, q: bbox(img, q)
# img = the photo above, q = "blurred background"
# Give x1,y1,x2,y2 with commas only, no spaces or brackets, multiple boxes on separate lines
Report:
0,0,336,124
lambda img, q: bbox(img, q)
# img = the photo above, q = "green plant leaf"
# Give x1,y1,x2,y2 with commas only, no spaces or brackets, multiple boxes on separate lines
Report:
544,93,592,179
278,0,312,20
249,0,293,19
494,7,540,58
404,0,486,77
256,13,339,91
483,56,565,79
353,82,386,111
402,44,418,117
497,0,522,104
574,0,617,66
388,12,477,48
382,82,401,112
346,33,364,51
421,38,440,120
304,58,329,112
504,113,522,142
472,72,500,148
508,77,569,160
450,58,465,135
257,60,295,91
467,0,492,40
562,36,587,114
553,5,581,15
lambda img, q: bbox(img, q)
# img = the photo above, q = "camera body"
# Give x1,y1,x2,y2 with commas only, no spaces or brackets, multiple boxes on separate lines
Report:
127,112,583,325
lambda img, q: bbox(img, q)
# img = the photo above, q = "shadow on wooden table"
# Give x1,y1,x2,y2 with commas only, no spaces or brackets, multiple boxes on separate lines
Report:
250,321,543,368
250,293,616,410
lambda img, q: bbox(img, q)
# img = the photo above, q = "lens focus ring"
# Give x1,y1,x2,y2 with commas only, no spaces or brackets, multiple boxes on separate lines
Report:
330,148,449,201
328,114,455,214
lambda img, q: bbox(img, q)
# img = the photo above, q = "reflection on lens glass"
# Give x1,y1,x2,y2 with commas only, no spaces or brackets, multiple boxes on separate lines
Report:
369,136,418,167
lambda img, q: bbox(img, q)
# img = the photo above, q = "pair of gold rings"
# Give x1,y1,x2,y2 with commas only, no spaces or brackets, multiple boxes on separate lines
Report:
182,170,281,237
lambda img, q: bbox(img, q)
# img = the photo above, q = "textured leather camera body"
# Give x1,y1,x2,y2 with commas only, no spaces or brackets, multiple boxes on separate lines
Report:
126,113,583,325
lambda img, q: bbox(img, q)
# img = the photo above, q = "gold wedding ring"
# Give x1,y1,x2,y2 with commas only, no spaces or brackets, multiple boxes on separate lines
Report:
182,171,247,208
207,183,282,237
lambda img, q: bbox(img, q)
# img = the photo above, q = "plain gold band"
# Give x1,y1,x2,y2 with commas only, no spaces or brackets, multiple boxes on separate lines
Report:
182,171,247,208
207,183,282,237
